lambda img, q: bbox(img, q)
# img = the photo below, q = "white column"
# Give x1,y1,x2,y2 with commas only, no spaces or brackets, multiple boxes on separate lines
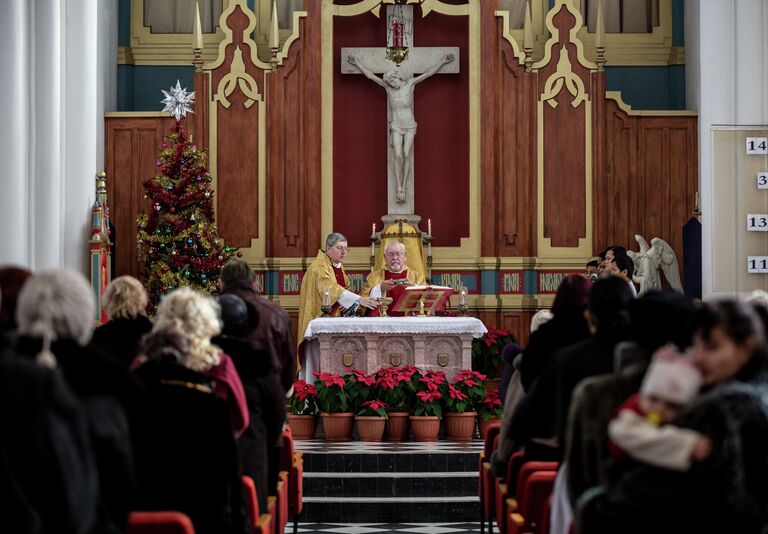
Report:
0,0,117,273
689,0,768,297
0,0,30,266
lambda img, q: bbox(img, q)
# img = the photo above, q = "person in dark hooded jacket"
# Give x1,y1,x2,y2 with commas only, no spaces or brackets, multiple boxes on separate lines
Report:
213,293,287,513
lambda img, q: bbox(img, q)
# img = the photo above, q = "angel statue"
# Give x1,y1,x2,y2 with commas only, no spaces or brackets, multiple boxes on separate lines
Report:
627,235,684,296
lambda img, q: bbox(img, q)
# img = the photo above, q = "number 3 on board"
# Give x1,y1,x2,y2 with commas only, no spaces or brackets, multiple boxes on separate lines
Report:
759,172,768,189
747,137,768,154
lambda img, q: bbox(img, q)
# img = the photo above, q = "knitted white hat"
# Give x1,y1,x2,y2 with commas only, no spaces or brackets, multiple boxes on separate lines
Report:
640,345,702,406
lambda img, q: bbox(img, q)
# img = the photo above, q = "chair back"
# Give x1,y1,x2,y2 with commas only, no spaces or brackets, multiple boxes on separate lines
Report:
125,511,195,534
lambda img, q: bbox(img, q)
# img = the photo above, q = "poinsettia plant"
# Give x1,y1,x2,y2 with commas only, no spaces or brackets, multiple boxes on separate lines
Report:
411,369,447,417
472,328,517,379
443,369,487,413
478,389,503,423
346,369,376,413
312,371,350,413
375,365,418,410
288,379,318,415
358,400,388,418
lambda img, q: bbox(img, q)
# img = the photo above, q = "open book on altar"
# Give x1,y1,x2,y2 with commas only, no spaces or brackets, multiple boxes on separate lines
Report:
389,285,454,315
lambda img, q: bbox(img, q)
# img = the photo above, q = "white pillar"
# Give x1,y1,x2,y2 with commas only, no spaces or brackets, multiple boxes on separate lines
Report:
0,0,117,273
0,0,30,266
688,0,768,297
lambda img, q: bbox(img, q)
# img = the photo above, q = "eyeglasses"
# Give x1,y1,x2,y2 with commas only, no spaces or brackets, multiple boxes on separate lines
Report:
385,251,405,258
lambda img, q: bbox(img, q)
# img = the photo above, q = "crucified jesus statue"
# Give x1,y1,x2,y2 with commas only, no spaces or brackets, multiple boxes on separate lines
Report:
348,53,455,203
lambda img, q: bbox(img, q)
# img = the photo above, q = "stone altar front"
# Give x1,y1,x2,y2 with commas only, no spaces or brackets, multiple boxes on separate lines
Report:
303,317,486,379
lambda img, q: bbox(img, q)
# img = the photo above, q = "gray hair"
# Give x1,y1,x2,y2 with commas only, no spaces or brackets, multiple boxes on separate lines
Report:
384,241,406,254
104,276,148,320
16,269,95,346
325,232,348,250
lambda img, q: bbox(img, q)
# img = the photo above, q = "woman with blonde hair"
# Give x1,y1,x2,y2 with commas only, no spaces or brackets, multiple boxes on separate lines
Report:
152,286,249,436
92,276,153,366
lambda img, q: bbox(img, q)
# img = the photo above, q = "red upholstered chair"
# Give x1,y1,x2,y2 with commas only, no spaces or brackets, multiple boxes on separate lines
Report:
242,476,273,534
479,422,501,534
507,470,557,534
275,471,289,534
125,511,195,534
493,450,527,534
278,427,304,533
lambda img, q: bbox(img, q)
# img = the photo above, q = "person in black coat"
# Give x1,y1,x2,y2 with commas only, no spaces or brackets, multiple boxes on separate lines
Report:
508,276,633,463
577,299,768,534
91,276,152,367
213,293,287,512
14,269,141,534
0,335,98,534
133,328,249,534
519,274,592,392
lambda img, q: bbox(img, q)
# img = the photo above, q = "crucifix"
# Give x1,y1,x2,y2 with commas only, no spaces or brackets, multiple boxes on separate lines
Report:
342,5,459,227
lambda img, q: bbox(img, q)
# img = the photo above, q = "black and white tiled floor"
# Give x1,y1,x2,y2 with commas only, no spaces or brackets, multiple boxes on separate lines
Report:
296,522,497,533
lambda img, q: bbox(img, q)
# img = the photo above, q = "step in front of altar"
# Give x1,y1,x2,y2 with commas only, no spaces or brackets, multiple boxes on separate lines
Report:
297,440,482,523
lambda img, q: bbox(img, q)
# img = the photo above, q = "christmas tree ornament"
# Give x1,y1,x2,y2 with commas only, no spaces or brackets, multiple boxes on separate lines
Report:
161,80,195,120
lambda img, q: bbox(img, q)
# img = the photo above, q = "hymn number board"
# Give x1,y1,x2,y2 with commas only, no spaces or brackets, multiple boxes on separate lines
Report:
745,136,768,275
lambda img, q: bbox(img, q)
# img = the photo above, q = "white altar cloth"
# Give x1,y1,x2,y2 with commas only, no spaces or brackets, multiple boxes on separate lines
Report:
304,317,487,339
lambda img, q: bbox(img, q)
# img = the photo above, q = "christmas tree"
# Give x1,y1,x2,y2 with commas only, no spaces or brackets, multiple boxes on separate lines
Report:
137,81,238,310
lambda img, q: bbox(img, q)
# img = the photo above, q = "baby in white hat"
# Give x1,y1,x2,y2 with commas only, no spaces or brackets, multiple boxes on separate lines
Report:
608,345,712,471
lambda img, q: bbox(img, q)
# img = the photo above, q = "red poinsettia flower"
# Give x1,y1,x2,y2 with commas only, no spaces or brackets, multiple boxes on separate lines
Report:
447,384,468,401
416,390,443,403
483,389,502,409
350,369,377,387
292,379,318,402
362,400,387,411
312,371,345,389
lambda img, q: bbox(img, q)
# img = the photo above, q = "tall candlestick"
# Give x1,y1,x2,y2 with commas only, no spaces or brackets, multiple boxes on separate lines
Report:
270,0,279,49
193,1,203,50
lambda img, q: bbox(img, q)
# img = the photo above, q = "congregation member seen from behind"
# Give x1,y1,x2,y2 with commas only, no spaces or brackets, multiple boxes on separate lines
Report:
91,276,153,367
213,293,287,513
14,269,140,534
151,286,250,437
132,328,249,534
577,299,768,534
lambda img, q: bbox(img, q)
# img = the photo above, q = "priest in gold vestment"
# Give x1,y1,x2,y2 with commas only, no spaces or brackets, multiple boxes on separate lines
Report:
361,241,426,317
297,233,378,375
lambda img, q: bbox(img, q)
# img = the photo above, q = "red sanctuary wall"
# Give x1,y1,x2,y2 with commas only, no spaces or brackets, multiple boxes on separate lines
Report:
332,7,470,247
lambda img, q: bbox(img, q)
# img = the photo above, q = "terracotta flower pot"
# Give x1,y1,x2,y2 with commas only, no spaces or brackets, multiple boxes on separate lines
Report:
384,411,410,441
445,411,477,441
409,415,441,442
483,378,501,393
320,412,354,442
355,416,386,442
478,416,500,439
287,414,318,440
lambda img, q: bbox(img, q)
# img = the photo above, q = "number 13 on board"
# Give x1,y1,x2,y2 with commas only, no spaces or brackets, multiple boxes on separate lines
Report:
747,214,768,231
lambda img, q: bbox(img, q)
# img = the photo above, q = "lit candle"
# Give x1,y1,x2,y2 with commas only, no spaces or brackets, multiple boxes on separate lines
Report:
392,21,404,48
428,218,432,236
371,222,376,237
321,287,331,307
459,286,468,307
270,0,279,49
371,223,376,257
193,1,203,50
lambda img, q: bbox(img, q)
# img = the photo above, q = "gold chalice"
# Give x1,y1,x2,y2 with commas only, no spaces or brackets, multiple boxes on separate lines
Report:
377,297,393,317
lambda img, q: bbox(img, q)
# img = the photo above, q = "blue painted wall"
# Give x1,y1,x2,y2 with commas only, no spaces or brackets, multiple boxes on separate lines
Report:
118,65,195,112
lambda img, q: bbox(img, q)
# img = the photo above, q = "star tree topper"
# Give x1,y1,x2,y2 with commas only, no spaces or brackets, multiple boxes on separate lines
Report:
161,80,195,120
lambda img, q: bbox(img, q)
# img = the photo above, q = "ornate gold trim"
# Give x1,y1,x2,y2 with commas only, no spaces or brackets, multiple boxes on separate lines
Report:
540,46,588,108
117,46,135,65
494,10,525,65
605,91,697,116
129,0,228,65
276,11,309,66
496,0,680,67
533,0,597,71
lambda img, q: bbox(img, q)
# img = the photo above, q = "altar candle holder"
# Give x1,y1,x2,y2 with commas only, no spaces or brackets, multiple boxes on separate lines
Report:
321,287,332,317
458,286,469,316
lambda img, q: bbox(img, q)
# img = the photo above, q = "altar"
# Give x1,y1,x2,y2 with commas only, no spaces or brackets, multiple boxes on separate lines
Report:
301,317,487,379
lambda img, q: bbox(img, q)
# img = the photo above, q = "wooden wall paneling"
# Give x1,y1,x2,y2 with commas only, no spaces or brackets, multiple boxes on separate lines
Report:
105,117,174,279
209,5,266,248
191,71,210,151
537,8,591,248
266,3,322,258
480,2,498,257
